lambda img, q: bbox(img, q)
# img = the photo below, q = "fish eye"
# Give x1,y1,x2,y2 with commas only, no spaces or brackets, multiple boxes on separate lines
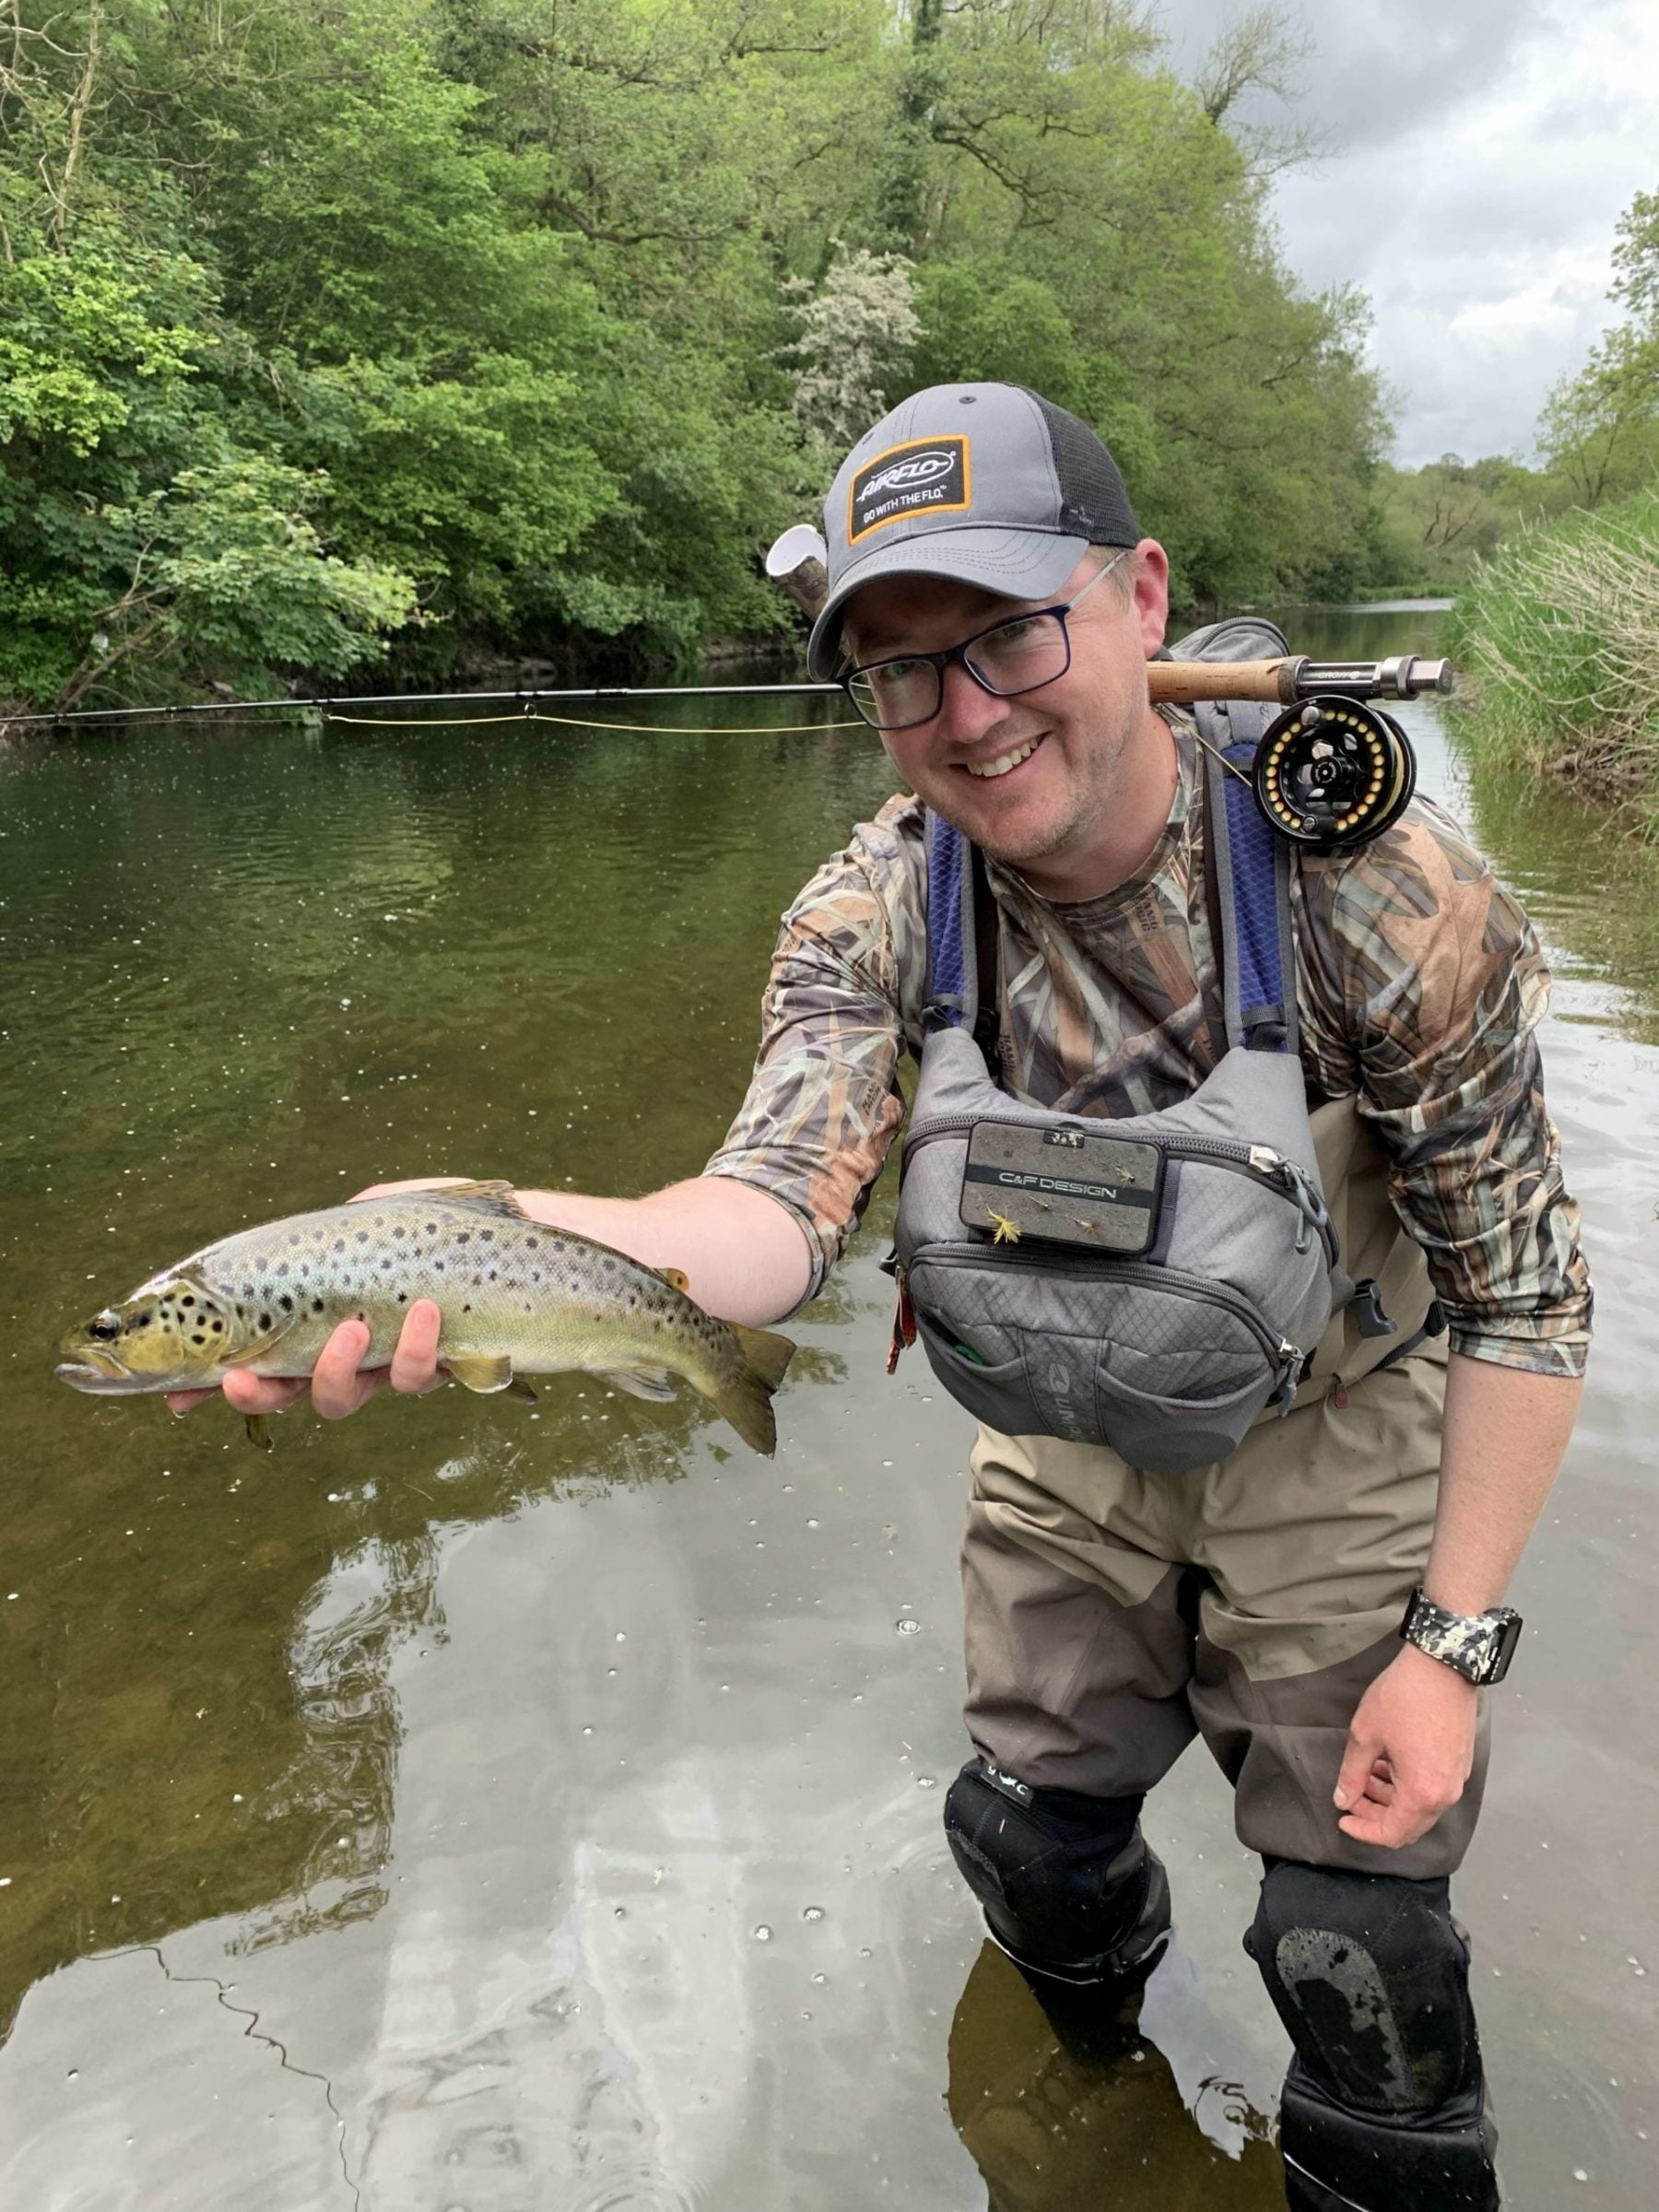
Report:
87,1315,122,1342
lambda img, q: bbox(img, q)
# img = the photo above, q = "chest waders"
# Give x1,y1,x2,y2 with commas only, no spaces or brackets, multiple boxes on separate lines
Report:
891,619,1443,1473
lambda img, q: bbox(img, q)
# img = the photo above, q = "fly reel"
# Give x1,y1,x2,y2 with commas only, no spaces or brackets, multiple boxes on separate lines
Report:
1254,696,1416,850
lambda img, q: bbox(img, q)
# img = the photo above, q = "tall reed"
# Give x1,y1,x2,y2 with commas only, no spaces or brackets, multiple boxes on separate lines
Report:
1443,491,1659,835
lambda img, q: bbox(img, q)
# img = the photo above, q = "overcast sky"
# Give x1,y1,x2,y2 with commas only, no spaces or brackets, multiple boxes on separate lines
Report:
1153,0,1659,466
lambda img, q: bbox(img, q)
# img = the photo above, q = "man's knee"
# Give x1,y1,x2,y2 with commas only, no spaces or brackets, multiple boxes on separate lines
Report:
1246,1860,1479,2116
943,1756,1168,1985
1246,1861,1499,2210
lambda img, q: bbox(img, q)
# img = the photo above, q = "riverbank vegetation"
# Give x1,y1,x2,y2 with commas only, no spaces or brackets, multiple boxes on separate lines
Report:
1443,493,1659,830
2,0,1392,710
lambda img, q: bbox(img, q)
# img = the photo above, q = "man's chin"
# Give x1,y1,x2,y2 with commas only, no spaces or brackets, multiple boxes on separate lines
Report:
926,785,1077,869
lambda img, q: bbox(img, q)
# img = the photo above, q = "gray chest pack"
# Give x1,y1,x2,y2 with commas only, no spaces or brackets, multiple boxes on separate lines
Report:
890,620,1367,1474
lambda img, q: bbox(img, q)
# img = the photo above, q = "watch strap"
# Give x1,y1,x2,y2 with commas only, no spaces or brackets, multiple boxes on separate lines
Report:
1400,1587,1523,1685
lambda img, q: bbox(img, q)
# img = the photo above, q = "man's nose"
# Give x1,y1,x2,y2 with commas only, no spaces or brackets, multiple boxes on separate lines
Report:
935,659,1015,747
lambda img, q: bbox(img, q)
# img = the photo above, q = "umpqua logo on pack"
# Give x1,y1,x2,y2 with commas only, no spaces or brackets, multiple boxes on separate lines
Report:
849,436,971,542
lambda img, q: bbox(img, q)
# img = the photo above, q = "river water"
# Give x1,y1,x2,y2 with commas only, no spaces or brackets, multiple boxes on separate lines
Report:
2,606,1654,2210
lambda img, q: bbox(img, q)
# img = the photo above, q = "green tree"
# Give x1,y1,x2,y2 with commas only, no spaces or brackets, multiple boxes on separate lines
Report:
1541,187,1659,508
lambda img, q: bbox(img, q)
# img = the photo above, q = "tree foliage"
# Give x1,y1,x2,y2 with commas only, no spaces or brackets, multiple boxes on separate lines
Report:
1,0,1394,707
1540,187,1659,510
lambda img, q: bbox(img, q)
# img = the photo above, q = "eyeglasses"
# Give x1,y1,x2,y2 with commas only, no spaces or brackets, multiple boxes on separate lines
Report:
841,548,1130,733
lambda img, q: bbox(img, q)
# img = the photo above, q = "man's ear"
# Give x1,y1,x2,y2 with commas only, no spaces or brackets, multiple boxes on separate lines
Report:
1133,540,1171,658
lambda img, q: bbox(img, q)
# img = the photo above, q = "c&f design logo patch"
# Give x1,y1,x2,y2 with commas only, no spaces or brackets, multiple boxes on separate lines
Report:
848,435,971,545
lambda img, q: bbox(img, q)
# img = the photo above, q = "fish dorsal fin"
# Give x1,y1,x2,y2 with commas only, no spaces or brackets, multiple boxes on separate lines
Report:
418,1180,532,1221
657,1266,690,1294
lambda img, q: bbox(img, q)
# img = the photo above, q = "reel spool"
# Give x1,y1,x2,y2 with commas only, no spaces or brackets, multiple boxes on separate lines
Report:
1254,695,1416,850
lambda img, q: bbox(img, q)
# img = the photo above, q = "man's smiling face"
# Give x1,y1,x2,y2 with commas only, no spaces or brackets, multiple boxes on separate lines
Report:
841,542,1171,888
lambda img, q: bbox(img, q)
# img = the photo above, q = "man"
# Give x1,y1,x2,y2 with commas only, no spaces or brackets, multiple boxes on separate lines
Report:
187,385,1589,2209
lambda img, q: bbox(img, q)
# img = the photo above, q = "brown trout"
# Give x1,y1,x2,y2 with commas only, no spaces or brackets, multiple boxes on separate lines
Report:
57,1182,794,1454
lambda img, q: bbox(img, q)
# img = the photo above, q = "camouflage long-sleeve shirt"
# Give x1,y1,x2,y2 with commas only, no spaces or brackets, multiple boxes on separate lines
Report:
706,723,1591,1376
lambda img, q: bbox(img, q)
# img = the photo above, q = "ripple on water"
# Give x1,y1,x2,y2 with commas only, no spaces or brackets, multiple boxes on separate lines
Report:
561,2171,702,2212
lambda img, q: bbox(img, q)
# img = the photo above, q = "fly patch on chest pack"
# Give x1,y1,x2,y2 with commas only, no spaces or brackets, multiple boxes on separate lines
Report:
959,1124,1164,1255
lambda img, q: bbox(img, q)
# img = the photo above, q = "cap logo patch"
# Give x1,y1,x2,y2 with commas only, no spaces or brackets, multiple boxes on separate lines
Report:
849,436,970,545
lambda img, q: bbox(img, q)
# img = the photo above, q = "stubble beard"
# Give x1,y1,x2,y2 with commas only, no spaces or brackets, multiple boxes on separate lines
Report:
935,707,1133,872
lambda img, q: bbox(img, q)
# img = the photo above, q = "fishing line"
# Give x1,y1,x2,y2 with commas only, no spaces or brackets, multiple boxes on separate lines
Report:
320,707,865,734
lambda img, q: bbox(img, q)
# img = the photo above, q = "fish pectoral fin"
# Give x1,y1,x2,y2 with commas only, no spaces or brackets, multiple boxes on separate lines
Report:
244,1413,275,1453
444,1353,517,1394
601,1366,678,1404
505,1375,538,1403
656,1266,690,1295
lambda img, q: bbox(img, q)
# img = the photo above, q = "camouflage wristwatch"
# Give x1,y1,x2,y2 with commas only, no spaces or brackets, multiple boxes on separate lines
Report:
1399,1588,1524,1686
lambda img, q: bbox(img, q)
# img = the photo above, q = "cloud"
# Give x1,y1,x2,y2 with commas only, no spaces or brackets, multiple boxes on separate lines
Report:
1150,0,1659,462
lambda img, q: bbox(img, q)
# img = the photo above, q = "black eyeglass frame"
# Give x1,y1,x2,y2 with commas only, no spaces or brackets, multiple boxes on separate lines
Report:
839,547,1131,733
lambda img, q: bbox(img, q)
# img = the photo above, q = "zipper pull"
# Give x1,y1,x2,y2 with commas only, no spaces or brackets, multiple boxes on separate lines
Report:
1271,1340,1307,1415
887,1263,917,1375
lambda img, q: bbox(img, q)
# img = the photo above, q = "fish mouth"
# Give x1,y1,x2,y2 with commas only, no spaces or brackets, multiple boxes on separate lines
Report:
54,1359,146,1394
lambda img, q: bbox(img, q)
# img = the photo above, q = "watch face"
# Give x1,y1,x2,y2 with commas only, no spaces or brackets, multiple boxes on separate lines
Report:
1488,1612,1524,1684
1401,1593,1523,1684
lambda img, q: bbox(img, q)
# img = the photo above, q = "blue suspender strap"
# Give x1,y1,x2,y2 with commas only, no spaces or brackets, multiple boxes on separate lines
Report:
924,810,976,1032
1204,736,1299,1055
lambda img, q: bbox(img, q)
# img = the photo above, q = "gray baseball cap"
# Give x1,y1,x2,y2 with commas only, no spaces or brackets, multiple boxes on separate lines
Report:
806,382,1141,679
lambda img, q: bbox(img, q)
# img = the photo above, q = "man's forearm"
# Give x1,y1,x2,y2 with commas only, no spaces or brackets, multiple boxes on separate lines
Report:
1424,1350,1584,1613
513,1175,817,1328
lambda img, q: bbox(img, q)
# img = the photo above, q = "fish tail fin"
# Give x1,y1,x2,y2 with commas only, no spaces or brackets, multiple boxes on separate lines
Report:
710,1325,796,1457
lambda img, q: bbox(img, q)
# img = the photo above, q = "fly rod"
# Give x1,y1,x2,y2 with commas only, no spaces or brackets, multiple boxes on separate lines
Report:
764,525,1454,705
0,528,1453,734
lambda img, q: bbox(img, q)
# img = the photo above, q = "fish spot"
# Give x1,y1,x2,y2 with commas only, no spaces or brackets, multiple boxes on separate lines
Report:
193,1332,206,1346
235,1304,245,1319
255,1258,267,1272
456,1232,470,1245
278,1295,293,1312
393,1227,405,1240
527,1237,539,1249
480,1230,494,1243
211,1320,223,1333
463,1302,472,1312
181,1295,195,1308
425,1222,437,1234
312,1300,324,1313
334,1239,345,1253
488,1269,498,1281
356,1231,369,1244
259,1312,272,1331
288,1234,300,1246
396,1292,406,1304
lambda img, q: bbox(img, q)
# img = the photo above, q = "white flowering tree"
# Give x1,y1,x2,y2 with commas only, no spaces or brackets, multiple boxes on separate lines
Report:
781,242,922,457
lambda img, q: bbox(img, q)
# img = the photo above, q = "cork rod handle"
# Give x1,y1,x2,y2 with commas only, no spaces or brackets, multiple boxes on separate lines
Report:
1147,659,1300,705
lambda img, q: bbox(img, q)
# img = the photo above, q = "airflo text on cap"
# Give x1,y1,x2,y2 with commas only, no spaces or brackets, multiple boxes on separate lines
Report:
806,382,1141,679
